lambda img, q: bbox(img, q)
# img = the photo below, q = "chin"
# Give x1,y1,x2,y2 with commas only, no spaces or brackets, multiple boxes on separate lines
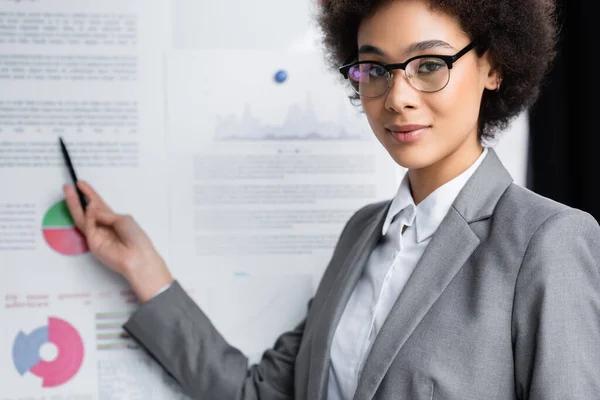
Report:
378,137,437,170
389,152,435,170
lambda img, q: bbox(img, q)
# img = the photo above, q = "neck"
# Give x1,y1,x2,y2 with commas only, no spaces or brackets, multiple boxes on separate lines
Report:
408,136,483,205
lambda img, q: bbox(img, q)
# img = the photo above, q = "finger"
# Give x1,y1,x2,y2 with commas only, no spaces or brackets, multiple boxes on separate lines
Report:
93,209,135,244
112,214,146,246
94,209,120,227
113,214,137,242
76,180,112,212
83,204,98,238
63,184,86,232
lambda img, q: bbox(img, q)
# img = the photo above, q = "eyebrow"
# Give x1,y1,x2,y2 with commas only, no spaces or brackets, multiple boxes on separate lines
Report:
358,40,456,57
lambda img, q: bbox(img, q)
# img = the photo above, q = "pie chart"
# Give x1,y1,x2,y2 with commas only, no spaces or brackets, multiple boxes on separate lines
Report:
42,200,88,256
12,317,85,387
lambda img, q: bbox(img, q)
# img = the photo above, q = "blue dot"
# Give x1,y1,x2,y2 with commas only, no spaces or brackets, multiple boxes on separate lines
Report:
274,70,287,83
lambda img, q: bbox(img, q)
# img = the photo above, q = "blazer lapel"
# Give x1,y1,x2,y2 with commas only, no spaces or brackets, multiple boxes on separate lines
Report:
353,208,479,400
307,203,390,400
353,148,513,400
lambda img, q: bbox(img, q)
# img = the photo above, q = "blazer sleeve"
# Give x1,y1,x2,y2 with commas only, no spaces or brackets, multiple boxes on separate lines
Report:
123,281,308,400
512,209,600,399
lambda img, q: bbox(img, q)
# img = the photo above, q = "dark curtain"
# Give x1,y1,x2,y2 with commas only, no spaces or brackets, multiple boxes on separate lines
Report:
528,0,599,222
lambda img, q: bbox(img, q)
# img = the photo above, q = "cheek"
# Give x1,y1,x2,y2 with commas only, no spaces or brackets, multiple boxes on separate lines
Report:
361,98,387,133
430,72,482,129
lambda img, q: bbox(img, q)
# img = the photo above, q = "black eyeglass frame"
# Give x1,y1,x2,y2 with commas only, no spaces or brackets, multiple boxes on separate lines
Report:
338,41,478,97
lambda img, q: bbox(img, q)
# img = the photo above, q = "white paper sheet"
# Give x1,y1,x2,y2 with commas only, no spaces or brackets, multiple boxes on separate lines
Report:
0,0,172,397
171,0,316,50
166,49,397,275
164,49,398,358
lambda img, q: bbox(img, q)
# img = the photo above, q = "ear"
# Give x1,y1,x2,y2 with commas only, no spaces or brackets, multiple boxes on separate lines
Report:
480,50,502,91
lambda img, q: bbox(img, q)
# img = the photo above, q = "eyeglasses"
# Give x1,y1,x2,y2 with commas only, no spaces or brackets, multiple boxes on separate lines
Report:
339,41,477,98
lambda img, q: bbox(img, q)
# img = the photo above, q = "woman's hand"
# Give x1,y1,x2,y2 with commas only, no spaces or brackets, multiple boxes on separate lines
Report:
63,180,173,302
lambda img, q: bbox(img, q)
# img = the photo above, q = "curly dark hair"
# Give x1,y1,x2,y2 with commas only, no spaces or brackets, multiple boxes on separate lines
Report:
317,0,558,141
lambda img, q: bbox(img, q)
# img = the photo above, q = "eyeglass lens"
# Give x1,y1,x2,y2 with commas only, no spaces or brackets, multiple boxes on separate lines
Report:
347,57,450,97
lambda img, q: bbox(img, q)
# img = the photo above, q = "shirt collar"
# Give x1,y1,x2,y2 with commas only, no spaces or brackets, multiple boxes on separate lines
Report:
382,147,489,242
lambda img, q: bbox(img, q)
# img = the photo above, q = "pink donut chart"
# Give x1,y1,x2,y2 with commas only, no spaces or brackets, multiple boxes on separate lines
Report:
12,317,84,387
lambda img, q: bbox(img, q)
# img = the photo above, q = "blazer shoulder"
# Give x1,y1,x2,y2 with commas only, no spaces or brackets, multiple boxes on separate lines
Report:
498,183,581,225
493,183,599,248
502,183,568,215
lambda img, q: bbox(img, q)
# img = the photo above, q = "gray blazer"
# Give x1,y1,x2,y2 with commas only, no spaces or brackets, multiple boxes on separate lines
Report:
124,149,600,399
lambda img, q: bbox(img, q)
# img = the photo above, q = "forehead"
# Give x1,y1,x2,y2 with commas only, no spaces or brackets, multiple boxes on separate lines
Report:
357,0,467,57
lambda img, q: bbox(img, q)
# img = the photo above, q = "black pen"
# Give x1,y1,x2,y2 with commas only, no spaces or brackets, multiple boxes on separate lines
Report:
59,137,87,212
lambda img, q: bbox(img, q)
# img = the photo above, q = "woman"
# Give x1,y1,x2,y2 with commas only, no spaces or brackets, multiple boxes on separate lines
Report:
64,0,600,399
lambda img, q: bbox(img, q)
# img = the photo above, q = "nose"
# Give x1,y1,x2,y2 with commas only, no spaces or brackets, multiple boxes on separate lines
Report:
383,70,420,113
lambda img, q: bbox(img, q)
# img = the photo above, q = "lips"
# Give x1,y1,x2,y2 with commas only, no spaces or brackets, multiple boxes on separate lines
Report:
385,124,430,133
385,124,430,144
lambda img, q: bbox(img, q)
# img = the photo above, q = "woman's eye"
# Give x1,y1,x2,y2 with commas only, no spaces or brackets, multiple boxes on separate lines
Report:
369,65,387,78
418,60,444,73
